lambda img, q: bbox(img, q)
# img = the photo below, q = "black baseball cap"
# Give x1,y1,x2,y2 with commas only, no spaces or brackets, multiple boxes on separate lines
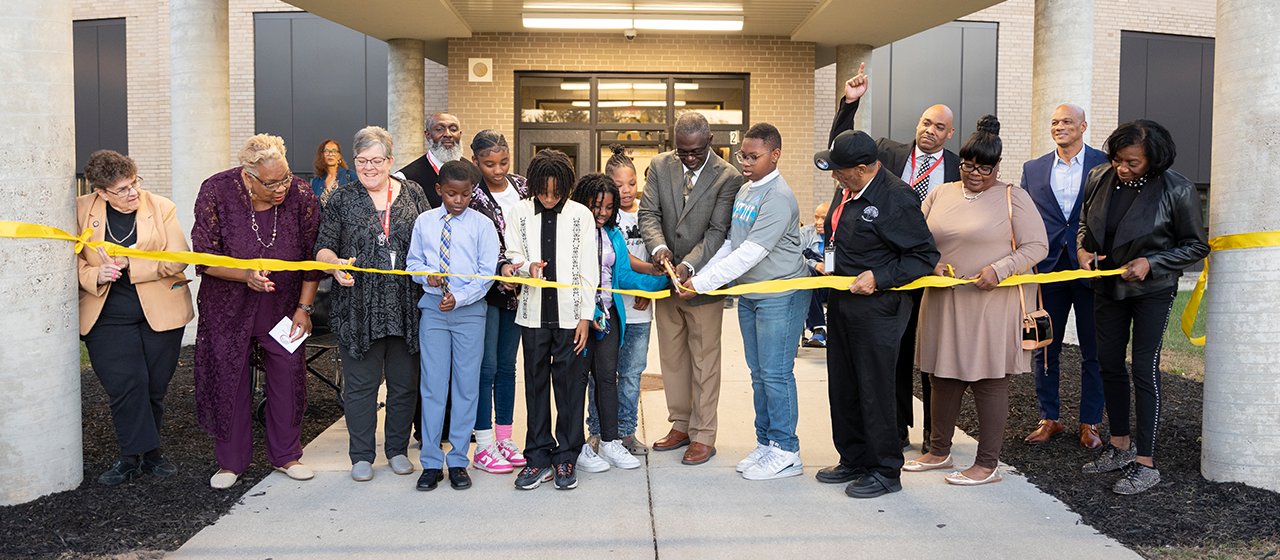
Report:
814,130,878,171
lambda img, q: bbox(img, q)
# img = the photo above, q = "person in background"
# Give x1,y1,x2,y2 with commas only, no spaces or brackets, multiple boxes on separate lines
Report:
192,134,323,489
505,149,599,491
399,112,463,208
799,202,830,348
466,130,529,474
77,150,194,485
905,116,1048,487
407,160,498,491
1020,104,1109,450
573,173,670,474
681,123,810,481
595,145,658,456
1077,119,1209,495
314,126,432,483
310,139,356,206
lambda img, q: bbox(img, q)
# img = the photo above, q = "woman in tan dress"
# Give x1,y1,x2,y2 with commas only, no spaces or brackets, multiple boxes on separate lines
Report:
904,116,1048,486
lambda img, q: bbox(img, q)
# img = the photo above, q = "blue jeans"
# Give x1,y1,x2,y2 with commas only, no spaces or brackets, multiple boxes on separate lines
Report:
739,291,808,452
588,321,650,438
475,305,520,430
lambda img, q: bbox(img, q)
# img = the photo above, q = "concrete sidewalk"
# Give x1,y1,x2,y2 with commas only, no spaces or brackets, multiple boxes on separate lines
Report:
169,313,1139,559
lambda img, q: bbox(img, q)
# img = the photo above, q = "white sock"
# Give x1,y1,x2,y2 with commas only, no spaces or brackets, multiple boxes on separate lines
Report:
474,428,496,449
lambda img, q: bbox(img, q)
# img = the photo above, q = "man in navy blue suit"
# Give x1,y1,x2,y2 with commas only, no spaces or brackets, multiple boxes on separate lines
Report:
1019,104,1109,450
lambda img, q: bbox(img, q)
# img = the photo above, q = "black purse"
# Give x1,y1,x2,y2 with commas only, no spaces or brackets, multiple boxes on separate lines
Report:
1006,187,1053,350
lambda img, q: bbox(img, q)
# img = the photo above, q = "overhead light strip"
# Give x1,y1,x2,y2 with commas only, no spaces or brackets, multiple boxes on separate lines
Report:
523,12,743,31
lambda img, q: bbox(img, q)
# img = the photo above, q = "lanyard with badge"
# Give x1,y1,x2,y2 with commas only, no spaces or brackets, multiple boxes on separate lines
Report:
825,189,856,274
909,150,944,191
378,183,396,269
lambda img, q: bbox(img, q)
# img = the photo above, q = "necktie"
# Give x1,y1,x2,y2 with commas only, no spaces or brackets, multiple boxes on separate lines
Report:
682,169,695,202
440,213,452,296
912,153,934,203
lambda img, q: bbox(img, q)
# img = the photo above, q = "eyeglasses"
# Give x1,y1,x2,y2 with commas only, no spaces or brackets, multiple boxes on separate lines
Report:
103,177,142,197
675,144,710,159
960,162,996,176
246,169,294,191
355,157,389,168
323,148,341,155
735,150,769,165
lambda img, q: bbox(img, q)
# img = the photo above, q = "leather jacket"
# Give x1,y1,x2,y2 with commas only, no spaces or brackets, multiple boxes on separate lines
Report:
1077,165,1209,300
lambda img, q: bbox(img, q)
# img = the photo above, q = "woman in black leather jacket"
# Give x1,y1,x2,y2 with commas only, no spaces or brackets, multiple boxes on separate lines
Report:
1075,119,1209,495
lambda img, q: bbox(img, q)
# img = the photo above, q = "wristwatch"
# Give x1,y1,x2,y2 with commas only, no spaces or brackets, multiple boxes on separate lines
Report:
297,303,314,315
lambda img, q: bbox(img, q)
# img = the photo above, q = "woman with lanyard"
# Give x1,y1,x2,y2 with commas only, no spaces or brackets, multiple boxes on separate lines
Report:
315,126,433,483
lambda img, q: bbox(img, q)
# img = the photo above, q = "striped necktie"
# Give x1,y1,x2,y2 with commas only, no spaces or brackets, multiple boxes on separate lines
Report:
440,213,452,295
682,169,695,202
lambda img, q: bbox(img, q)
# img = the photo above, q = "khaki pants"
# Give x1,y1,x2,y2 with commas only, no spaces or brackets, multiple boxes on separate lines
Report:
653,296,724,446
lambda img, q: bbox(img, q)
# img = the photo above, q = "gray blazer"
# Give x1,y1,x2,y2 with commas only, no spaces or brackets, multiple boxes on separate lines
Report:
638,150,743,306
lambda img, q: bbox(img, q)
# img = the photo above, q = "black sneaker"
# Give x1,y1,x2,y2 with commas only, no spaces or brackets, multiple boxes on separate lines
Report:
514,466,553,490
98,460,141,486
1113,463,1160,495
1082,442,1137,474
554,462,577,490
141,454,178,478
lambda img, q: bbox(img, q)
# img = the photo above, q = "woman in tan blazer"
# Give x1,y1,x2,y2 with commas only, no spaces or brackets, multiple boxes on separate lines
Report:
77,150,194,486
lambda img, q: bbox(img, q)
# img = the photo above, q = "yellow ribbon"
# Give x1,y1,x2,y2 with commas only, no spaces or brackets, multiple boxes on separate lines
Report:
1179,231,1280,346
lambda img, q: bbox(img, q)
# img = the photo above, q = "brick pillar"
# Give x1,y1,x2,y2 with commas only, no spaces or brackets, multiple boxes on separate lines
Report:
0,0,83,505
835,44,874,133
1031,0,1094,157
1201,0,1280,492
388,39,425,173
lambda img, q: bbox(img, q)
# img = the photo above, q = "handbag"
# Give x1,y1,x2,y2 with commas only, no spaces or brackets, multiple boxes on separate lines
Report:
1006,187,1053,350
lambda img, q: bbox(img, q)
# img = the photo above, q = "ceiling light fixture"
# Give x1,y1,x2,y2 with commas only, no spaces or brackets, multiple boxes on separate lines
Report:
523,12,743,32
522,14,633,29
633,15,742,31
560,82,700,91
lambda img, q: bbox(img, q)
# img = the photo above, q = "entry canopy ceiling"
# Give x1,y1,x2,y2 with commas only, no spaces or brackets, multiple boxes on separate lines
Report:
284,0,1002,66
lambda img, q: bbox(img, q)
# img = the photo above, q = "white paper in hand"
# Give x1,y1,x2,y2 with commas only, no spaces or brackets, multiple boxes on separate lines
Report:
269,316,309,353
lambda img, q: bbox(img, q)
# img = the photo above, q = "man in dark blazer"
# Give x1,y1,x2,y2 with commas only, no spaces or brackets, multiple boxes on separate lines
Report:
397,112,462,208
639,111,743,466
829,63,958,452
1020,103,1109,450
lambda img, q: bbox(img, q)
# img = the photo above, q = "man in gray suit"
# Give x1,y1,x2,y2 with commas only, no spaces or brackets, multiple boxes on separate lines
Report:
639,112,744,465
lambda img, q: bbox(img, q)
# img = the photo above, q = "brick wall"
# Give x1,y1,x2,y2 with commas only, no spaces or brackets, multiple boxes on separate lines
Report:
963,0,1035,178
425,59,449,116
812,63,837,212
448,32,818,213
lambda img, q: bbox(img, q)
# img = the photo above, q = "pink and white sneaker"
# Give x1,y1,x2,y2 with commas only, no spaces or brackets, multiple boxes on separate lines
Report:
472,443,513,474
497,438,527,467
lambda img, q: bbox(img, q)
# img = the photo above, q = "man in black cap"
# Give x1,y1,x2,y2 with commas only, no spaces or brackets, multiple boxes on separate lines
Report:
812,130,939,498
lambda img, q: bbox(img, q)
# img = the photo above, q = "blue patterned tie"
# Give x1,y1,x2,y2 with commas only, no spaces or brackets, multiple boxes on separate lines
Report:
440,214,452,296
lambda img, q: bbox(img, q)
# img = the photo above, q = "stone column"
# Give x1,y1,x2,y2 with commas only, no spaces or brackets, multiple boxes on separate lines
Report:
835,44,874,133
388,39,425,172
0,0,82,505
1201,0,1280,492
1031,0,1094,157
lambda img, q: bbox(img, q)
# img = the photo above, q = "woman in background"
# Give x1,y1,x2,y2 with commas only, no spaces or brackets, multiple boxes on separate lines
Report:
310,139,356,206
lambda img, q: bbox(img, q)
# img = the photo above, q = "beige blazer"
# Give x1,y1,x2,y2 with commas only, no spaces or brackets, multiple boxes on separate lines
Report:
77,190,195,335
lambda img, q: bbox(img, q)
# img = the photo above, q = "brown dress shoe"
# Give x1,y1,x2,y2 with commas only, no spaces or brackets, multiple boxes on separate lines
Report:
652,429,690,452
1079,423,1103,450
681,442,716,465
1024,419,1064,445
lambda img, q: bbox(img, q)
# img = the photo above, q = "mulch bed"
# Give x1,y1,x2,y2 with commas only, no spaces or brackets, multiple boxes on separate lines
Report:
0,345,345,559
917,345,1280,551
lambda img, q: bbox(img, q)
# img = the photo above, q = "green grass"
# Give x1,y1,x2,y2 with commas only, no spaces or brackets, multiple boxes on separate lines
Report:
1164,290,1206,358
80,341,90,369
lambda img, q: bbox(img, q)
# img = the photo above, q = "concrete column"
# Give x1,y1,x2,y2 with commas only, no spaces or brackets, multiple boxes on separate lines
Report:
0,0,83,505
1201,0,1280,492
388,39,425,172
835,44,874,133
1031,0,1093,157
170,0,229,234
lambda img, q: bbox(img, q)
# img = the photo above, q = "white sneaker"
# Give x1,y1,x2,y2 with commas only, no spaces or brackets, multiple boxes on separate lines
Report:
736,443,772,473
742,443,803,481
599,440,642,469
577,444,611,473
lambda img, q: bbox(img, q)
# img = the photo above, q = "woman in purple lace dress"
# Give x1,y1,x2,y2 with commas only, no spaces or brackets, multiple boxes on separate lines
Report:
192,134,325,489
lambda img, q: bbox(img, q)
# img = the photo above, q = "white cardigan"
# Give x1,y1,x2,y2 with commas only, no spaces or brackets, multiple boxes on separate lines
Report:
504,198,600,329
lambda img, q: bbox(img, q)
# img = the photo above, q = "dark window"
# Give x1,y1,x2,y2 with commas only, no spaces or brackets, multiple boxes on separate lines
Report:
1119,31,1214,185
73,18,129,175
867,21,998,154
254,12,388,178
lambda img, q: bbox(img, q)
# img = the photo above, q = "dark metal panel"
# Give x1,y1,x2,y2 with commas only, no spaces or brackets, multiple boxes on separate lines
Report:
97,22,129,160
1198,43,1215,184
957,23,998,154
254,15,294,161
1144,37,1204,181
290,15,372,168
888,26,963,153
73,23,101,168
869,46,892,141
1117,34,1148,125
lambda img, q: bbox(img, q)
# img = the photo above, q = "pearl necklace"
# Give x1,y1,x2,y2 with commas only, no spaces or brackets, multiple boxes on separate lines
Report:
962,186,983,201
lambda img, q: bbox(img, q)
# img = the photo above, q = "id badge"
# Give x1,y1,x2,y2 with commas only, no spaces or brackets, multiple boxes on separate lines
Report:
825,243,835,275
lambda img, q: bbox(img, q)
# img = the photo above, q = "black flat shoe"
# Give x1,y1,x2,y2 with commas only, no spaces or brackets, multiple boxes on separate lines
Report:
816,463,865,484
142,454,178,478
98,460,141,486
416,469,443,491
845,472,903,499
449,467,471,490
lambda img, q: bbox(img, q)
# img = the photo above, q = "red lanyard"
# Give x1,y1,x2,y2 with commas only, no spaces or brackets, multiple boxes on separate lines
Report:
828,188,854,241
380,182,393,241
428,154,440,174
909,150,945,188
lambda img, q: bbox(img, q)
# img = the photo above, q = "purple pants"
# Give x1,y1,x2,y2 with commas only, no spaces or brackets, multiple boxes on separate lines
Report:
214,293,305,473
